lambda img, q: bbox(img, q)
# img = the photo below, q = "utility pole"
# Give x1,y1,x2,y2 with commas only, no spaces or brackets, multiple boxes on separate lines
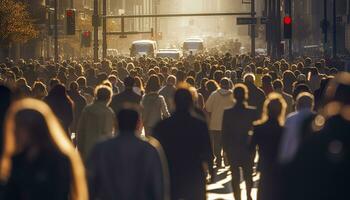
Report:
332,0,337,58
324,0,328,54
54,0,58,63
93,0,99,62
286,0,293,60
102,0,107,59
154,0,158,41
251,0,256,57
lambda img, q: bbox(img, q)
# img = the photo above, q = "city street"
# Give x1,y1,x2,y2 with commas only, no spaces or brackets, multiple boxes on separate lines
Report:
207,166,259,200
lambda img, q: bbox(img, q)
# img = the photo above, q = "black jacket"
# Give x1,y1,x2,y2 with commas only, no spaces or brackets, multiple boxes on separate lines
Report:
153,111,213,200
222,103,259,164
110,88,142,115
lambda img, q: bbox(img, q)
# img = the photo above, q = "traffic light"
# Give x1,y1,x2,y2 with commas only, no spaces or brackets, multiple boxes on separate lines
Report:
81,31,92,47
283,16,292,39
66,9,76,35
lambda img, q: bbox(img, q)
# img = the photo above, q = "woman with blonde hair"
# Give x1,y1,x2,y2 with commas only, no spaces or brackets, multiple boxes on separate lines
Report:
251,93,287,200
0,98,88,200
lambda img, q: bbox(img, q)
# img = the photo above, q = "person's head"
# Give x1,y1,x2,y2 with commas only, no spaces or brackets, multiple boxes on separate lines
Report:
49,78,61,90
166,75,177,86
220,77,231,90
0,98,88,200
69,81,79,92
262,74,272,86
296,92,314,111
32,81,48,99
205,80,219,94
273,79,284,92
117,109,140,133
243,73,256,84
185,76,195,86
233,83,248,104
124,76,135,89
94,85,113,105
292,83,311,100
258,93,287,126
145,75,160,94
48,84,68,98
76,76,87,88
174,85,194,112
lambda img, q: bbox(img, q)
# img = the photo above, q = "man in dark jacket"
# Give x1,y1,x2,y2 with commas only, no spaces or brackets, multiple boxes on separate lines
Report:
222,84,259,200
244,73,266,117
153,87,214,200
87,109,169,200
110,76,142,115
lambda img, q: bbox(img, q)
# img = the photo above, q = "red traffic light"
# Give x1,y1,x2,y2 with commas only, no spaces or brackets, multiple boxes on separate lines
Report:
66,9,74,17
83,31,90,37
284,16,292,25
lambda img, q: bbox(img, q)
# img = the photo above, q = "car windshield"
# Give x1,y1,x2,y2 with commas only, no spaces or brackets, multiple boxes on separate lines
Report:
183,42,203,50
131,43,153,52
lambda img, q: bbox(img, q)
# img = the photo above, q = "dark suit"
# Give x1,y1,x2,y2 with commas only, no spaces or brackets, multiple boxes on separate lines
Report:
222,103,259,200
110,88,141,115
87,134,168,200
153,111,214,200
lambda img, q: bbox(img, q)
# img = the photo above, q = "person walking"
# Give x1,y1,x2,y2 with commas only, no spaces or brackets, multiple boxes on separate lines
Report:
77,85,115,161
251,93,287,200
153,86,214,200
141,75,170,135
44,84,74,137
222,84,259,200
87,109,169,200
206,78,234,168
110,76,142,115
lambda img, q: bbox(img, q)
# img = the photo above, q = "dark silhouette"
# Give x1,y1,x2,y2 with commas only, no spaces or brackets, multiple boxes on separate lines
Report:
222,84,259,200
110,76,142,115
252,93,287,200
87,109,169,200
244,74,266,116
153,87,214,200
44,84,74,137
68,81,87,133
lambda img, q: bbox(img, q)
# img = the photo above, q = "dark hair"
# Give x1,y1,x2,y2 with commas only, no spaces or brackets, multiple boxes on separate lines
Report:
174,87,193,112
296,92,314,111
69,81,79,91
145,75,160,93
124,76,135,88
220,78,230,90
186,76,195,86
94,85,112,103
273,79,284,90
234,83,248,103
117,109,139,132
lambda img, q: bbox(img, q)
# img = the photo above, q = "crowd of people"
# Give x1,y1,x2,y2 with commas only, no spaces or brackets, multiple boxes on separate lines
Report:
0,51,349,200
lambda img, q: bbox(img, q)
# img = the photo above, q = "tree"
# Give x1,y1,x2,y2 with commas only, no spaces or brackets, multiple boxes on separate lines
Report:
0,0,38,58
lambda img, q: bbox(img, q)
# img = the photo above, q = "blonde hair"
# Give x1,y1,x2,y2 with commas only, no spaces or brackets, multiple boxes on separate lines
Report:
0,98,88,200
255,92,287,126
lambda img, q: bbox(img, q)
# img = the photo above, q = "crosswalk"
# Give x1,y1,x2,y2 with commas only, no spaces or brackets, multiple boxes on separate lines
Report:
207,167,259,200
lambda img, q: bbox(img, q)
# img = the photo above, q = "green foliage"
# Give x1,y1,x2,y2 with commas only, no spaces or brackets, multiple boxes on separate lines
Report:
0,0,38,45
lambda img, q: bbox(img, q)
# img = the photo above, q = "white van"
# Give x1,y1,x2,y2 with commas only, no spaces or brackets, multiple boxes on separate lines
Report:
130,40,158,58
182,38,204,56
